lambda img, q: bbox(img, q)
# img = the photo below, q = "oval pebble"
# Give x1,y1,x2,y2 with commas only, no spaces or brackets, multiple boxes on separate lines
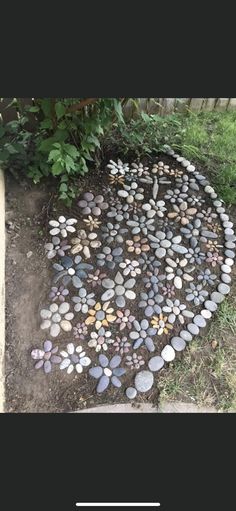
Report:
135,371,154,392
187,323,199,335
221,274,231,284
205,300,218,312
180,330,192,342
201,309,212,319
126,387,137,399
210,292,225,304
161,345,175,362
171,337,186,351
193,315,206,328
217,283,230,295
148,356,164,372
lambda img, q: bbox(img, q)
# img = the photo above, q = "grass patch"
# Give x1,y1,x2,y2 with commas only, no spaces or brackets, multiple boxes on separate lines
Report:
157,297,236,411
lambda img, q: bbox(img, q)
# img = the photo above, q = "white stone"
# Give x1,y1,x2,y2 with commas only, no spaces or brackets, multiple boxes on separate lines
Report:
161,345,175,362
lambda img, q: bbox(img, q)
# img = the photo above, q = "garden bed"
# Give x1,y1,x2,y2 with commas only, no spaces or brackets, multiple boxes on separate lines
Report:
5,151,235,412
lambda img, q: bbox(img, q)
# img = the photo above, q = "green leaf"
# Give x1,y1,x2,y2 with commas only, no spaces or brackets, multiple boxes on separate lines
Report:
5,143,19,154
28,106,40,113
65,154,76,172
48,149,61,162
55,102,66,120
0,149,9,162
40,99,52,118
113,99,124,123
51,161,64,176
141,111,151,122
65,143,79,158
40,118,53,129
0,125,5,138
59,183,68,192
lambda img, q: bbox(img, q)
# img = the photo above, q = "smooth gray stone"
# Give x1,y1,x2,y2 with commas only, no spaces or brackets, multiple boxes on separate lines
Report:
155,248,166,258
145,306,154,317
89,367,103,378
201,309,212,319
201,230,218,239
225,241,235,249
103,247,111,255
102,279,115,289
193,315,206,328
134,371,154,392
132,227,140,235
126,387,137,399
187,323,200,335
225,250,235,258
218,283,230,295
221,273,231,284
96,310,105,320
221,264,231,274
115,285,125,296
101,289,115,301
225,228,234,235
220,214,229,221
115,272,124,284
210,292,225,304
171,337,186,351
145,338,155,352
125,278,136,289
180,330,193,342
97,375,110,393
213,200,222,207
72,276,83,288
205,300,217,312
116,295,126,307
113,247,123,256
223,221,233,228
172,244,187,254
148,356,164,372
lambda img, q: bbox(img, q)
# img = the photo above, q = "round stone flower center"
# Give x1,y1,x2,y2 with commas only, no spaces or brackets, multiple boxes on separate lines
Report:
104,368,112,377
68,268,75,275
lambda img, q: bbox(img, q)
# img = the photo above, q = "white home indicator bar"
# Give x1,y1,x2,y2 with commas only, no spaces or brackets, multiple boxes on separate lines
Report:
76,504,160,508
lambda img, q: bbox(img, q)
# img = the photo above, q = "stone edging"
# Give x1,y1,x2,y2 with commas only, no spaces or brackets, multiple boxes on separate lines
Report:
0,167,5,413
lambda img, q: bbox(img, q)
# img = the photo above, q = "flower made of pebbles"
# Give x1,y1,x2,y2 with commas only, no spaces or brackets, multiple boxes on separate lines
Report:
119,259,141,277
72,288,96,313
162,299,193,325
85,301,116,330
87,269,107,287
108,174,125,186
197,269,218,286
113,336,131,355
96,246,123,269
129,319,157,352
118,182,144,203
142,269,166,292
147,199,167,218
71,229,101,257
101,222,128,244
88,328,114,352
165,257,194,289
175,174,198,191
49,285,69,303
147,231,185,259
100,271,136,307
179,219,202,240
126,214,155,236
40,302,74,337
107,202,130,222
206,251,224,267
205,240,223,253
164,187,188,204
60,343,91,374
187,193,205,207
126,235,150,255
73,321,88,341
115,309,135,331
31,340,61,373
44,237,71,259
53,255,93,288
197,207,217,224
107,159,129,175
49,216,77,238
185,245,206,265
77,192,108,216
89,354,126,393
138,253,161,272
150,313,174,336
168,202,197,225
138,289,164,318
185,283,209,306
162,283,176,299
83,215,101,231
125,353,145,370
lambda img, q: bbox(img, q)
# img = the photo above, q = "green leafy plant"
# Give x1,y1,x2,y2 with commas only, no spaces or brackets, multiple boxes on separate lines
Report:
0,98,128,205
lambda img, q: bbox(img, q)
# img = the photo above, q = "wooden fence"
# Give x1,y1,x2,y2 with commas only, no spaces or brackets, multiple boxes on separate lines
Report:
1,98,236,126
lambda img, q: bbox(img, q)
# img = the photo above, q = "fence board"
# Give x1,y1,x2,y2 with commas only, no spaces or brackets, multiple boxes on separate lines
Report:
202,98,216,111
228,98,236,110
215,98,230,111
0,98,18,123
189,98,204,112
175,98,189,112
162,98,175,114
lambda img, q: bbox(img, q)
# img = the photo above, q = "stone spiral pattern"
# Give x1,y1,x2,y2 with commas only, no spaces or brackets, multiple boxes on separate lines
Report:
30,145,235,399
